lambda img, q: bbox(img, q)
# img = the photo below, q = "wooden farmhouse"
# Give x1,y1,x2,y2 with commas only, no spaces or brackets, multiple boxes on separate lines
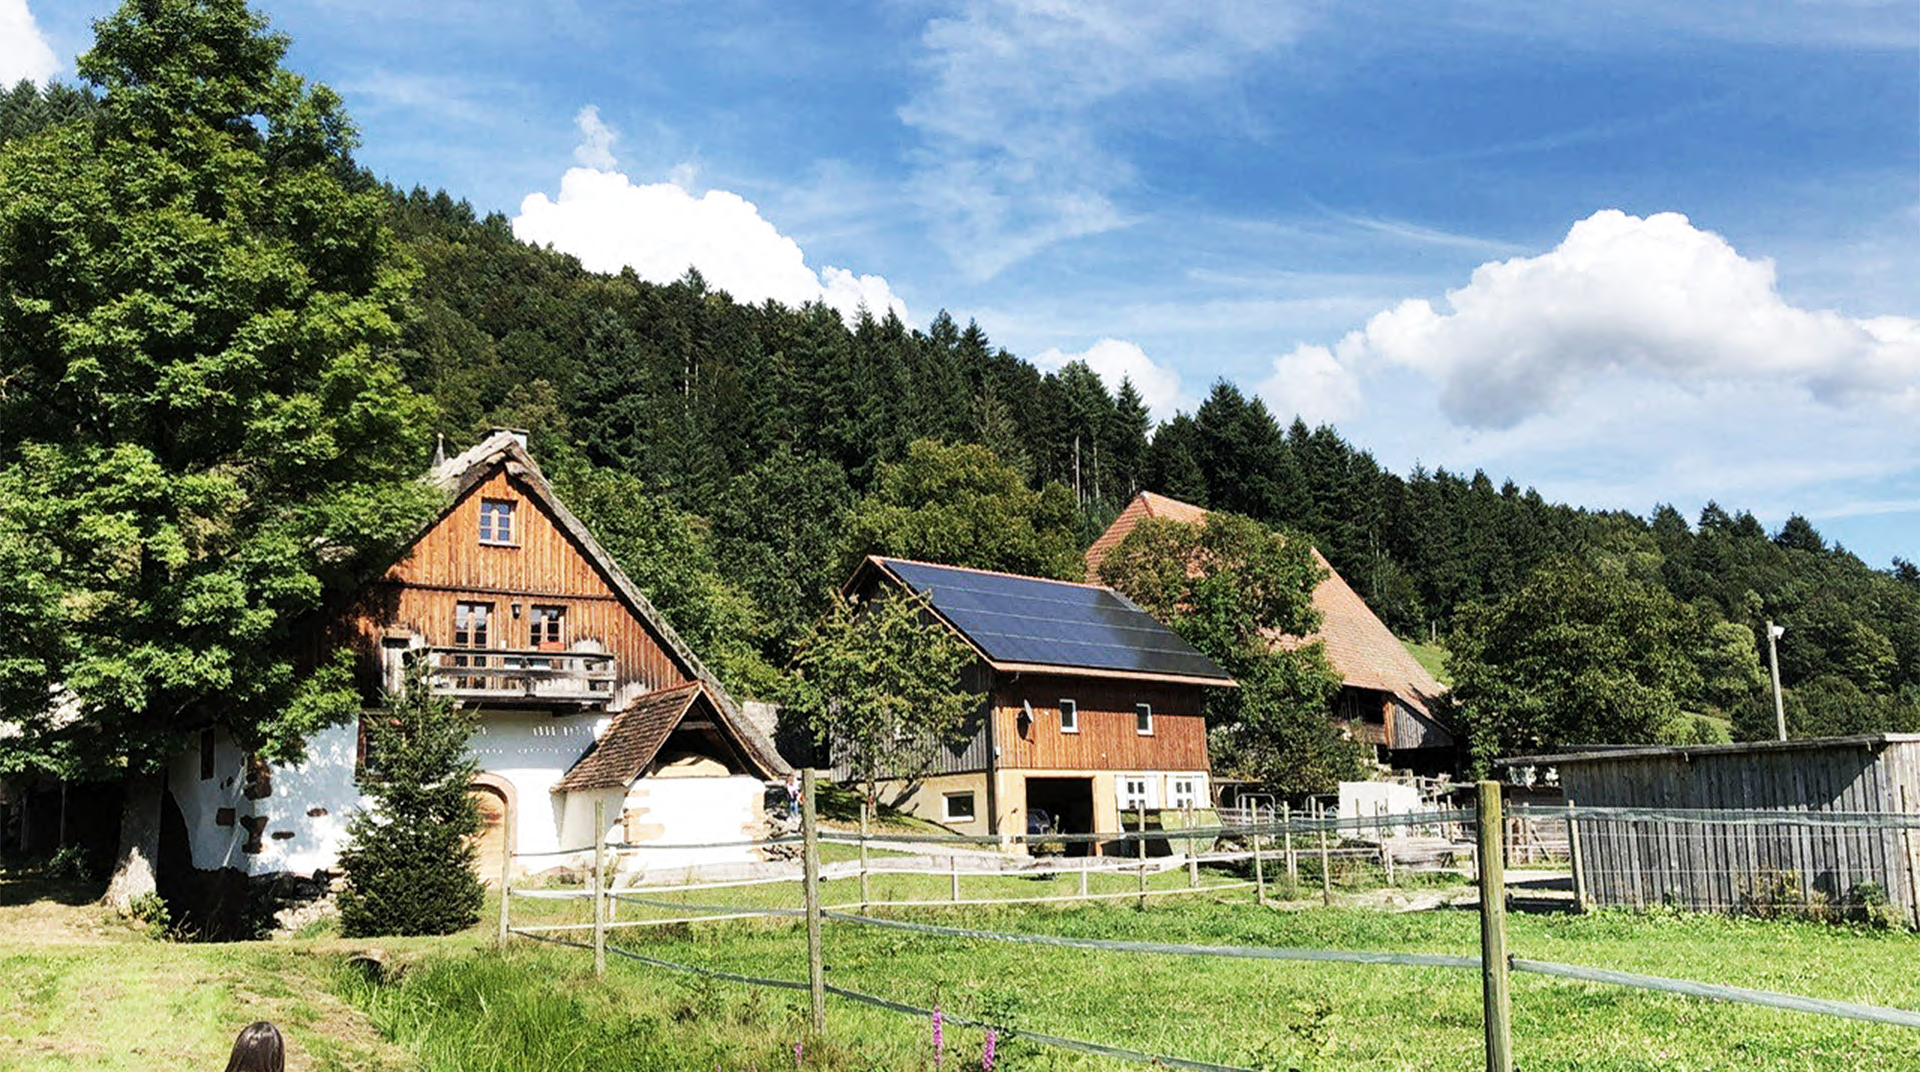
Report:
1086,492,1456,772
161,430,786,892
841,556,1236,850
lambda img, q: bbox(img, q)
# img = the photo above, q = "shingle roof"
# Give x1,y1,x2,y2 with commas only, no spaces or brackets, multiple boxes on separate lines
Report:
1085,492,1446,718
854,556,1235,687
553,681,783,790
418,432,789,778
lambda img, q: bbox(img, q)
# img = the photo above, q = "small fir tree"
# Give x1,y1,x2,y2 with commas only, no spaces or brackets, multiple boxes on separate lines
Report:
337,664,485,936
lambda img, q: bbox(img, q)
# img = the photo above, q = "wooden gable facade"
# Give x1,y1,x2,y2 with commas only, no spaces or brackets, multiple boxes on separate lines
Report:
842,557,1231,848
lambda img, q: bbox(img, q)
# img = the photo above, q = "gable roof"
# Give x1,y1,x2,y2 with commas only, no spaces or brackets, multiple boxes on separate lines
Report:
851,556,1234,688
421,431,788,778
1085,492,1446,718
553,681,782,790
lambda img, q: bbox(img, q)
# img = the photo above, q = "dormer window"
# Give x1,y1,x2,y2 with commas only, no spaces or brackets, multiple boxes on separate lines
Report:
479,499,516,545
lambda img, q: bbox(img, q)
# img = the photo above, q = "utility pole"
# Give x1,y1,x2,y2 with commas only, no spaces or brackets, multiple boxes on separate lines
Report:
1766,621,1787,741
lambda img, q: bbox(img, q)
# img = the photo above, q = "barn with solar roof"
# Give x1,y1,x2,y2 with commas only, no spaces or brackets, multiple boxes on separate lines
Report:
840,556,1236,849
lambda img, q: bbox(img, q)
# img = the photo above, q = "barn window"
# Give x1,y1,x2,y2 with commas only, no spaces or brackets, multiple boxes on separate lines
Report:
530,604,566,647
1135,703,1153,735
1171,777,1199,810
1059,698,1078,734
479,498,517,545
1119,775,1153,811
943,791,977,822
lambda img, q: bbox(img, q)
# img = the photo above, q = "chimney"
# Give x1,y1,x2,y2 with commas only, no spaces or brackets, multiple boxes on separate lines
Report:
490,427,530,451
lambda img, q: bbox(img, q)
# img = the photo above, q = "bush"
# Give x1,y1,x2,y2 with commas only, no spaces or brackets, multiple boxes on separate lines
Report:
337,664,485,936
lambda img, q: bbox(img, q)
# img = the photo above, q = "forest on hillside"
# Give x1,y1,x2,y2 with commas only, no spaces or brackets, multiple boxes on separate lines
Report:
4,57,1917,778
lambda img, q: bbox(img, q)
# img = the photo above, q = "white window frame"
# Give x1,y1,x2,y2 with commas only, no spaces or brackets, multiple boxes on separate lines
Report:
1134,702,1153,736
942,791,977,823
1170,776,1200,811
479,498,517,546
1118,774,1156,812
1059,698,1078,734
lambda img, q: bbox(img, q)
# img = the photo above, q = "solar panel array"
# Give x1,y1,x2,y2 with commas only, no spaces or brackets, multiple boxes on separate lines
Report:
881,559,1232,682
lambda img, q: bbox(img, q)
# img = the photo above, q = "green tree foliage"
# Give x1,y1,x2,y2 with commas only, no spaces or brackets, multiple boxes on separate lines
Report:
784,591,983,808
0,0,433,786
1448,555,1765,767
1097,513,1354,794
845,439,1083,580
0,79,98,149
337,665,485,937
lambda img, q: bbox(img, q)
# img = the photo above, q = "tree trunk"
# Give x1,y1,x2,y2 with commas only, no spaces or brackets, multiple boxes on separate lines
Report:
105,771,163,912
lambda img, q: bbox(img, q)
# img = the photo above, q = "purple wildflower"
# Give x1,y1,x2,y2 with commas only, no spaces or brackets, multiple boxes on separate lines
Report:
932,1006,944,1065
982,1028,997,1072
793,1040,803,1067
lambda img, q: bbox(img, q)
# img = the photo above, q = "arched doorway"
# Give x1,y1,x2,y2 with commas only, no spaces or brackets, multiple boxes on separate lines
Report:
466,774,515,884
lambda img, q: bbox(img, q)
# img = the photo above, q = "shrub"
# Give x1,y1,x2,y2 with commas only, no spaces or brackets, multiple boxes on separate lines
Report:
337,663,485,936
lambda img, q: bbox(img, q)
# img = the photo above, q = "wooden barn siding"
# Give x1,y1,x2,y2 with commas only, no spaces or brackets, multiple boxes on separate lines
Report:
992,676,1208,772
1563,741,1920,925
338,469,692,698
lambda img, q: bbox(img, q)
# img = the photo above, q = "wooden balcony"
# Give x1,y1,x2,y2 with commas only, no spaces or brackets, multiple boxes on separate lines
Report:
411,646,616,707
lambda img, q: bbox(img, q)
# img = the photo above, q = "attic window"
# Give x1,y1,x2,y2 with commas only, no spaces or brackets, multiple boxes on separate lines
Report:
1135,703,1153,736
1059,699,1078,734
479,499,517,545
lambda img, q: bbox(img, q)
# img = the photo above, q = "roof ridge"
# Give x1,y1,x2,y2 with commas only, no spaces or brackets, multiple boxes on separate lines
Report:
871,555,1111,592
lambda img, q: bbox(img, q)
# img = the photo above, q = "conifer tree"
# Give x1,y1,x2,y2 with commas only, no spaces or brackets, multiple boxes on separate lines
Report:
337,665,485,937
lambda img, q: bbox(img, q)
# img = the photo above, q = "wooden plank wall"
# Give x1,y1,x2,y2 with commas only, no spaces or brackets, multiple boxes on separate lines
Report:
1563,740,1918,926
993,674,1208,772
338,468,693,698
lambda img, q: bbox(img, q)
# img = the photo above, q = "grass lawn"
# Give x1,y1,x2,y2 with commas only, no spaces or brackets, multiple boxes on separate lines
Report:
1401,639,1450,685
7,858,1918,1071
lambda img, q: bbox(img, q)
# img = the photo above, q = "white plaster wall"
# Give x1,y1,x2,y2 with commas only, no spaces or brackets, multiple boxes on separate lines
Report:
466,710,610,861
1339,780,1426,836
165,723,365,877
615,775,765,875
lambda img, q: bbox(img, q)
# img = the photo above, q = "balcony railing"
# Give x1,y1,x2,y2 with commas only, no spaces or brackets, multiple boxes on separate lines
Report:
410,646,616,706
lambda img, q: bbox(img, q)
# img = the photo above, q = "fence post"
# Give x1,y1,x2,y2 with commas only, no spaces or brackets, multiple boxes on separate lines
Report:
1566,799,1587,913
951,855,960,903
802,768,825,1034
1284,801,1298,885
1186,802,1199,888
859,797,871,914
1079,859,1089,899
495,801,513,947
1476,781,1514,1072
1380,802,1395,887
1318,800,1333,906
592,799,607,978
1252,813,1268,906
1136,808,1149,909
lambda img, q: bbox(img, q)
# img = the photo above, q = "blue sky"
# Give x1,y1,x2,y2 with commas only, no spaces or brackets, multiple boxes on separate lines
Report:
9,0,1919,567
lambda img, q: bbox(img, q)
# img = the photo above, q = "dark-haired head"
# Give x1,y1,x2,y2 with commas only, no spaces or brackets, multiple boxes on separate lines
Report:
224,1021,284,1072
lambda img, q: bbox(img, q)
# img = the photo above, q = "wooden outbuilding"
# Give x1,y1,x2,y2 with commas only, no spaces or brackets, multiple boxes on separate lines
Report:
841,556,1236,849
1498,735,1920,926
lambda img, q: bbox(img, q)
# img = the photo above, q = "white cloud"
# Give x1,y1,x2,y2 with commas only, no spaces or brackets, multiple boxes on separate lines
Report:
1033,338,1190,423
513,106,908,325
572,105,618,171
1257,344,1362,427
1268,210,1920,430
0,0,58,86
901,1,1304,281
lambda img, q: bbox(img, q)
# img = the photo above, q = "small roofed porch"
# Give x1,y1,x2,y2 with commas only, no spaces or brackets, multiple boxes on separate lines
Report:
553,683,786,875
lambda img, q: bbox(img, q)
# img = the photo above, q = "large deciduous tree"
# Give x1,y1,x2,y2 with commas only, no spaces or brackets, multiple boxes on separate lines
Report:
1097,512,1355,795
784,592,983,816
845,438,1083,581
0,0,433,905
1447,555,1765,768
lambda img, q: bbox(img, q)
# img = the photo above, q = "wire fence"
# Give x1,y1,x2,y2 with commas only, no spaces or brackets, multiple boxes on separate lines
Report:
495,783,1920,1071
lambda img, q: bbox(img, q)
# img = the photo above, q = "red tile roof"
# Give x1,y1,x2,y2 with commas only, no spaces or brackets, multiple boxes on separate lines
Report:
1085,492,1446,717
